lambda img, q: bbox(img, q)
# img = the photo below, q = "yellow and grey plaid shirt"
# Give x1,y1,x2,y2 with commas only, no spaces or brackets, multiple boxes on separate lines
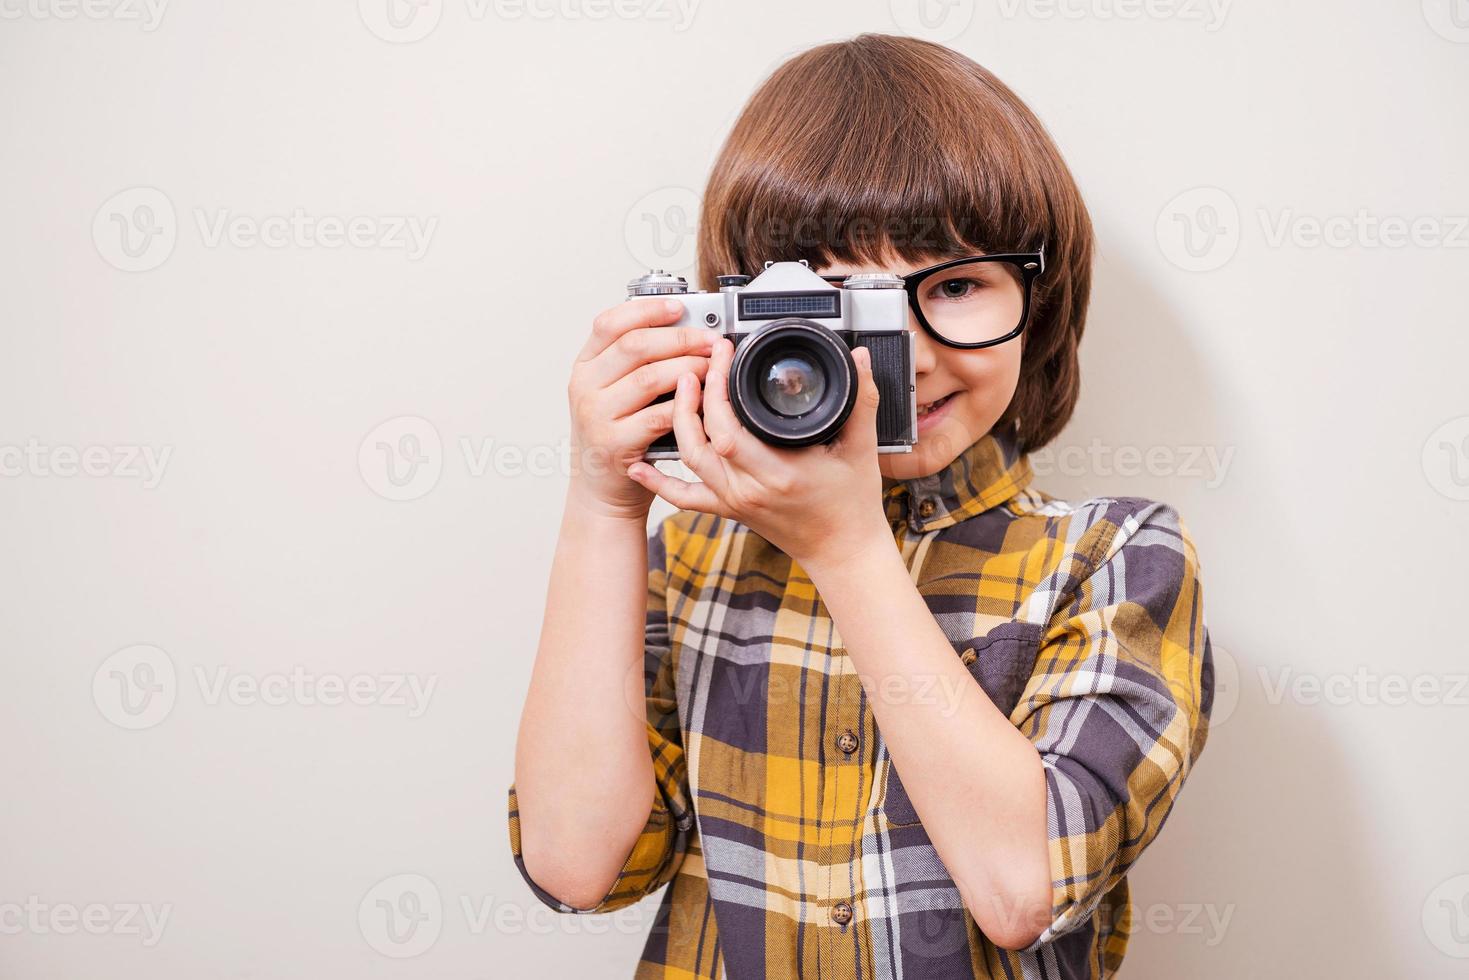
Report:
508,427,1213,979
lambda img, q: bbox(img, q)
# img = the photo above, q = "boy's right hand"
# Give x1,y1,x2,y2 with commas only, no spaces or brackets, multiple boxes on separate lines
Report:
566,297,715,521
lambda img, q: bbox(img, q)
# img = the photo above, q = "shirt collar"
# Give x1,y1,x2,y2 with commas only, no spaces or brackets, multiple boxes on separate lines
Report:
881,426,1033,533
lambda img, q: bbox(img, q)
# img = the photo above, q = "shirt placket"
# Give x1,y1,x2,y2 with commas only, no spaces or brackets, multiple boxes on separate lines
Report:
811,644,870,980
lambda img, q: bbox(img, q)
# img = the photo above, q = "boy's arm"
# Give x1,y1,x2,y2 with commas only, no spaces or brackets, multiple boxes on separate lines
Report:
804,541,1054,950
511,484,672,911
804,502,1210,952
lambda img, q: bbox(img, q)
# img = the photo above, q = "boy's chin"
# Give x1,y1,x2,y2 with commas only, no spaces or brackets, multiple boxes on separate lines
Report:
879,424,972,481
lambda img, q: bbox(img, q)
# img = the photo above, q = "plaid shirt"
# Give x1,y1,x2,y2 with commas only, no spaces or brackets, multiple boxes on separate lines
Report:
508,427,1213,979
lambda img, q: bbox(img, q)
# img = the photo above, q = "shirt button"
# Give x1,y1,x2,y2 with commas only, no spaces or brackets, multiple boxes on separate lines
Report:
832,901,854,926
836,730,858,755
917,498,937,519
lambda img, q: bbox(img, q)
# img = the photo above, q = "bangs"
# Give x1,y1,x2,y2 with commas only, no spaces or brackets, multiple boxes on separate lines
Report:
700,34,1053,280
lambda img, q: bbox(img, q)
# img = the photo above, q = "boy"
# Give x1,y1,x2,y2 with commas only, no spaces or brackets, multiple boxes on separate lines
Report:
510,33,1212,979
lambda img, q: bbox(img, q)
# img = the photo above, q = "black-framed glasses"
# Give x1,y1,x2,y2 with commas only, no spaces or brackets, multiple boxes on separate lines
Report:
820,247,1046,350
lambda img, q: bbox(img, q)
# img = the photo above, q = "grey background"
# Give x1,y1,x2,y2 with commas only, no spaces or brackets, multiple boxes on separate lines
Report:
2,0,1467,976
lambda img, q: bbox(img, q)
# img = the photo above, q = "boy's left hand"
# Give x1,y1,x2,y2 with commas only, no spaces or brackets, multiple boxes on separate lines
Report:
625,336,893,571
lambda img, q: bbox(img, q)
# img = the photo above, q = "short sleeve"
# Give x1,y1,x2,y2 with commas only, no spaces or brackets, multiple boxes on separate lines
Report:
1017,501,1213,948
506,519,694,914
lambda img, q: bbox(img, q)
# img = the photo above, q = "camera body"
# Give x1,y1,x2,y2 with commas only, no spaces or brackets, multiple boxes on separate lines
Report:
629,260,917,460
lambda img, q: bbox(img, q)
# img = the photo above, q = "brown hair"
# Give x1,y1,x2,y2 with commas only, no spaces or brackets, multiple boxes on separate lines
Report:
697,34,1093,453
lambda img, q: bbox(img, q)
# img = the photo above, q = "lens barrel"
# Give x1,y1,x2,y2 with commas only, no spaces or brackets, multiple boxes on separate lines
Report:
728,318,857,448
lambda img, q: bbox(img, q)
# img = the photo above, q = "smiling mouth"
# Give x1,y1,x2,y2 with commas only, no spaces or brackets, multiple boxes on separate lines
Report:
917,392,957,418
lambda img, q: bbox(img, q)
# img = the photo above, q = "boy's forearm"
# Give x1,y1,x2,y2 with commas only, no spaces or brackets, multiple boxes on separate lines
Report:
804,542,1053,950
513,483,659,909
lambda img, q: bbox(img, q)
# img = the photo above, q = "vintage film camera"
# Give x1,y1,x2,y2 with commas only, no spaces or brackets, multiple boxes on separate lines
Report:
628,260,917,460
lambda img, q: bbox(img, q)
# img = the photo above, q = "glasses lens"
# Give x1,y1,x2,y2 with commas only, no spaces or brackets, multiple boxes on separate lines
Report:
757,350,826,417
915,260,1026,345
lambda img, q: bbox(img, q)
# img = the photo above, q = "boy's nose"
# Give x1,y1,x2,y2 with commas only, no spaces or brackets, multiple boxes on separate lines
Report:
908,310,939,375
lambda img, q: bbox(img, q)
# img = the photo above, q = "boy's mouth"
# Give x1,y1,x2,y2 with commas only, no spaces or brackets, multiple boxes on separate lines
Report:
917,392,956,418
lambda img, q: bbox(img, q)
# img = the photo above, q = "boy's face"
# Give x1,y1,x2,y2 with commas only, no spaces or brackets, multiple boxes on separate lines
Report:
817,250,1025,482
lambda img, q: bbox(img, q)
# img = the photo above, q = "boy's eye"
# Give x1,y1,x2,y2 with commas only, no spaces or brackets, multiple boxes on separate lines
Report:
930,277,984,301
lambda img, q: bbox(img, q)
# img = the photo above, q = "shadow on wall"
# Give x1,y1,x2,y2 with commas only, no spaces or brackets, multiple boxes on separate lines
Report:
1033,251,1398,976
1032,248,1232,507
1124,655,1401,977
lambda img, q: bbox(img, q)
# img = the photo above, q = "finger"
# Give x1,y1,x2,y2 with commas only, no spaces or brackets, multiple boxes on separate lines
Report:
584,323,716,389
618,396,679,445
625,461,725,514
577,298,686,362
701,337,758,463
671,371,726,492
602,354,712,419
833,345,880,456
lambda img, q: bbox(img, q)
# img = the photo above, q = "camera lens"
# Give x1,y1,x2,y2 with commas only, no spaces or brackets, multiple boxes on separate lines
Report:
728,319,856,448
757,353,826,417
